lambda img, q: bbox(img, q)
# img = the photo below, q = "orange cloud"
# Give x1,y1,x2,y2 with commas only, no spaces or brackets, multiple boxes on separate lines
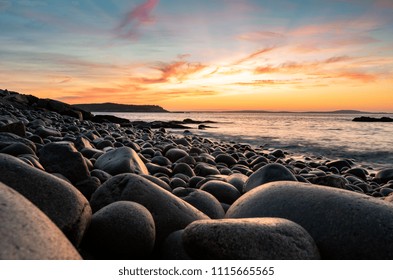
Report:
234,47,276,64
237,31,284,41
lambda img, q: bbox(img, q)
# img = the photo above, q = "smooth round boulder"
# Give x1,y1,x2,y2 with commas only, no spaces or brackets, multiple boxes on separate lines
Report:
226,173,248,193
0,182,81,259
94,146,148,176
0,153,91,246
174,188,225,219
227,181,393,259
173,163,195,178
90,173,209,243
165,148,188,163
83,201,155,259
375,168,393,184
39,141,90,184
183,218,319,260
244,163,297,192
200,180,241,205
215,154,237,167
194,163,220,177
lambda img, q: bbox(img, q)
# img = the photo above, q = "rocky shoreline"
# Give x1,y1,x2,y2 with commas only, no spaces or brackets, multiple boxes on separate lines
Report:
1,89,393,260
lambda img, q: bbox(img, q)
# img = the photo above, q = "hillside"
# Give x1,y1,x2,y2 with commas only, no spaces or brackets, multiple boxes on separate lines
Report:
74,102,168,113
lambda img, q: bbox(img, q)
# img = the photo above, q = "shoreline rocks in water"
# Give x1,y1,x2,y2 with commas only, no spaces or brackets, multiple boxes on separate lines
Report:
1,88,393,260
352,116,393,122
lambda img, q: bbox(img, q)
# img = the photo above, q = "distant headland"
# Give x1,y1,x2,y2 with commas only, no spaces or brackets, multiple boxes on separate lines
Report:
74,102,168,113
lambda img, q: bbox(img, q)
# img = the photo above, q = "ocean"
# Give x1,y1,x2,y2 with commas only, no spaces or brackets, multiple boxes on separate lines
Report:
96,112,393,170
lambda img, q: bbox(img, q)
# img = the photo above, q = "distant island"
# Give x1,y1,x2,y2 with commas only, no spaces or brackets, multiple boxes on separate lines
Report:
220,109,387,114
74,102,168,113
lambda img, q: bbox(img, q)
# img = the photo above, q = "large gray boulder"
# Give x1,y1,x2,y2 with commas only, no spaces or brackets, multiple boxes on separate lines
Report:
183,218,319,260
90,174,209,243
226,181,393,259
94,146,148,175
0,153,91,246
0,182,81,259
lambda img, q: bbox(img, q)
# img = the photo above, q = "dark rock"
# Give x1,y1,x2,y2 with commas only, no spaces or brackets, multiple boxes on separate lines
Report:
271,149,285,158
0,182,81,260
151,155,172,166
194,163,220,177
215,154,237,167
375,168,393,184
0,153,91,246
174,188,225,219
170,177,188,189
165,148,188,163
0,121,26,137
244,163,297,192
94,146,148,176
35,126,62,138
75,177,100,200
345,168,368,181
146,163,172,176
141,174,172,192
0,142,35,156
173,163,195,177
308,175,348,189
326,159,353,171
352,116,393,122
0,132,36,152
83,201,155,259
90,169,112,183
160,230,191,260
39,142,90,184
200,180,241,205
226,173,248,193
183,218,319,260
227,181,393,259
90,174,209,243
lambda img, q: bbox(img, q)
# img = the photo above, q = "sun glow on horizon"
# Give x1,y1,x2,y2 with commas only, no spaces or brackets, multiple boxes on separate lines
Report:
1,0,392,112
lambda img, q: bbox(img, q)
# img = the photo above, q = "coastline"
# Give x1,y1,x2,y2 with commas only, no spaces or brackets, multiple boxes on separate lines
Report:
1,92,393,259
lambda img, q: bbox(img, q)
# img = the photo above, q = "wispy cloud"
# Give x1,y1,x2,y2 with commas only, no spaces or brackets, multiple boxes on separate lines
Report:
115,0,159,39
234,47,277,64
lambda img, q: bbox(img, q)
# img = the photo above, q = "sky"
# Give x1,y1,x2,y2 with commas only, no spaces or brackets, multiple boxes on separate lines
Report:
1,0,393,111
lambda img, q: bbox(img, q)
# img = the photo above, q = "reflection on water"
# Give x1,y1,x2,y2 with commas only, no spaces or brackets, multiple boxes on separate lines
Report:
97,112,393,169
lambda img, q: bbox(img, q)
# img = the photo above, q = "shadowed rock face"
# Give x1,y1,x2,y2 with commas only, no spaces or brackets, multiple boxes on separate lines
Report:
226,181,393,259
0,182,81,260
0,153,91,246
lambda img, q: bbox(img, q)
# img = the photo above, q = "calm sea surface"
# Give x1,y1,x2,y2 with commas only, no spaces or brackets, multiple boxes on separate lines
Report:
97,112,393,170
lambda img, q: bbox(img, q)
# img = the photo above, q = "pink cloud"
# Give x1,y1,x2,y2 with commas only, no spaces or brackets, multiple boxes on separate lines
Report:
116,0,159,39
234,47,276,64
237,31,284,41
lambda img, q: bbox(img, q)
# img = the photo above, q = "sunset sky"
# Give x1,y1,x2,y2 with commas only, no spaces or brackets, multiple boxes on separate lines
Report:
1,0,393,111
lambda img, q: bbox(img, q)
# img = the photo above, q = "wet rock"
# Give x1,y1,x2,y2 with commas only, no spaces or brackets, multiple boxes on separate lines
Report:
39,141,90,184
83,201,155,259
183,218,319,260
94,146,148,176
0,153,91,246
227,181,393,259
244,163,297,192
0,182,81,260
200,180,241,205
90,174,209,243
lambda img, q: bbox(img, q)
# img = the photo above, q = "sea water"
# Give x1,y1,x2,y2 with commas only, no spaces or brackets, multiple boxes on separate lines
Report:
96,112,393,170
